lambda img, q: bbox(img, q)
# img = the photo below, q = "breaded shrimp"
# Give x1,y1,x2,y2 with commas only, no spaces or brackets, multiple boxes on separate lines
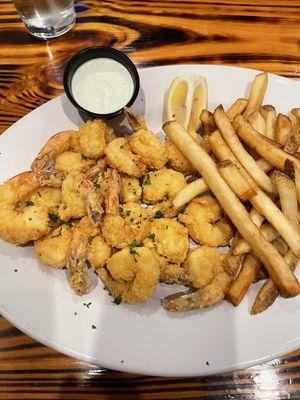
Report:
105,138,146,177
75,120,109,159
166,139,197,174
130,129,168,170
0,172,50,244
120,176,142,203
35,223,74,268
183,246,225,289
147,218,189,264
58,172,103,225
102,169,150,248
178,195,234,247
142,168,186,204
87,235,111,270
66,217,99,295
55,151,94,174
97,246,160,304
124,107,147,131
164,249,236,312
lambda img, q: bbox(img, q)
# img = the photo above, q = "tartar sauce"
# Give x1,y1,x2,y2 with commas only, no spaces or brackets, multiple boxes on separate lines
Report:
71,58,134,114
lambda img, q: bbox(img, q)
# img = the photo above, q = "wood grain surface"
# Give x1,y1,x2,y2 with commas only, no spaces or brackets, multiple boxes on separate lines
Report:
1,0,300,398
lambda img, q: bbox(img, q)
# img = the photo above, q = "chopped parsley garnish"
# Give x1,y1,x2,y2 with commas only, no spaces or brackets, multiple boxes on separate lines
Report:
129,240,143,261
164,194,170,200
94,183,101,189
92,324,97,329
119,207,125,217
148,233,155,241
126,210,131,216
28,217,32,221
83,302,92,308
129,217,134,223
25,200,34,206
14,269,18,272
112,297,122,305
87,235,93,245
120,145,125,149
48,213,60,223
178,207,185,213
144,175,151,185
66,221,73,228
103,286,108,291
37,191,41,198
82,155,88,160
74,312,77,316
154,210,164,219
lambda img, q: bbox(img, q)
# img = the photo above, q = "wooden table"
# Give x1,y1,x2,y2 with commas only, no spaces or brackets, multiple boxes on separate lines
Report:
1,0,300,398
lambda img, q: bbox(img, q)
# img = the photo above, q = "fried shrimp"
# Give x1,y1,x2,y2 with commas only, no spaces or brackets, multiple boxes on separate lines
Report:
55,151,94,174
164,249,234,312
142,168,187,203
66,217,99,295
97,246,160,304
147,218,189,263
35,223,74,268
75,120,110,159
120,176,142,203
0,171,50,244
166,139,197,174
178,195,234,247
58,172,103,224
129,129,168,170
105,138,146,177
183,246,225,289
102,169,150,248
87,235,111,270
124,107,147,131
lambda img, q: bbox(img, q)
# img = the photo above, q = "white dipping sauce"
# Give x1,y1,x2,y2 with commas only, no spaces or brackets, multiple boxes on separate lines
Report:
71,58,134,114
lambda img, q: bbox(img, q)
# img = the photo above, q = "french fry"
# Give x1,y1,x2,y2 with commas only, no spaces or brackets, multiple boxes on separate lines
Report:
214,106,276,195
209,120,300,258
163,120,300,297
273,170,299,231
227,98,248,122
233,223,279,256
172,178,208,209
251,250,297,315
283,124,300,154
275,113,292,145
273,237,288,256
260,105,276,139
200,110,216,136
227,252,261,306
256,157,273,173
244,72,268,119
235,114,300,170
247,110,265,135
217,160,257,200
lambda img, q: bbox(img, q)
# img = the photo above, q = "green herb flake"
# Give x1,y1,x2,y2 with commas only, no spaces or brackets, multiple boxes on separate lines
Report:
103,286,108,291
25,200,34,206
148,233,155,241
178,207,185,213
66,221,73,228
83,302,92,308
92,324,97,329
112,297,122,305
126,210,131,216
82,155,88,160
144,175,151,185
14,269,18,272
154,210,164,219
37,191,41,198
28,217,32,221
74,312,77,316
94,183,101,189
87,235,93,245
129,240,143,262
119,207,125,217
48,213,60,223
120,145,125,149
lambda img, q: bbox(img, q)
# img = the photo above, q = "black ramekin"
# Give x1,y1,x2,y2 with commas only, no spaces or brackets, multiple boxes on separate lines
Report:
63,46,140,120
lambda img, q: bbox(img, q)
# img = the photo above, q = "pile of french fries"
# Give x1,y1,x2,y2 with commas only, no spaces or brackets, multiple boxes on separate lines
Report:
164,72,300,315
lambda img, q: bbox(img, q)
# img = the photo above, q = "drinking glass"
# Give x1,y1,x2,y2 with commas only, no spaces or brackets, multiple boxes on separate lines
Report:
12,0,76,39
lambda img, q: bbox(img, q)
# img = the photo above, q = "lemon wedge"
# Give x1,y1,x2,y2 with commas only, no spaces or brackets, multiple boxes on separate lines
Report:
165,74,208,133
187,76,208,134
166,77,190,128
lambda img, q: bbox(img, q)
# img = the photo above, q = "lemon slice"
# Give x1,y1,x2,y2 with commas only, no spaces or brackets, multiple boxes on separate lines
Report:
187,76,208,135
166,77,190,128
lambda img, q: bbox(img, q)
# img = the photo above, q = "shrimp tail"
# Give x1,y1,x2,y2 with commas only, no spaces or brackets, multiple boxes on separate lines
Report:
105,169,121,215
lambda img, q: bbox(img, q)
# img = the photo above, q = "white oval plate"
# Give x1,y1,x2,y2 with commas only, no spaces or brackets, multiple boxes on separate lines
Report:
0,65,300,377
